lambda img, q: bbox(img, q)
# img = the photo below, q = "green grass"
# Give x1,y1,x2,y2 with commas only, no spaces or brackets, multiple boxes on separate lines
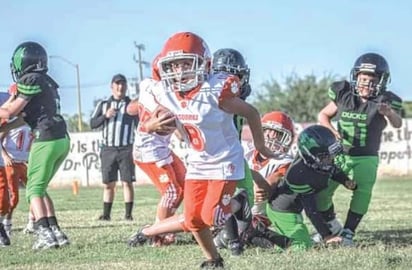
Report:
1,179,412,270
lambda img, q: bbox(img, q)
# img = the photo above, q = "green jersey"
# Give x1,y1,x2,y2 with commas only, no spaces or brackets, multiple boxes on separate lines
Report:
329,81,402,156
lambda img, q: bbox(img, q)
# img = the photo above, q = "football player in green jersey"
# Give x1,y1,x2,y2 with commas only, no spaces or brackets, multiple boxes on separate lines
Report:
0,41,70,250
316,53,402,246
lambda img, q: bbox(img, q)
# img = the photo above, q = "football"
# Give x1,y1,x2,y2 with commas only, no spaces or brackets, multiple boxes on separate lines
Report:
154,106,176,135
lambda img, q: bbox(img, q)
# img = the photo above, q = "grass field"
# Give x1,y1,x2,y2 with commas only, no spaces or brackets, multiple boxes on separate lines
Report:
1,178,412,270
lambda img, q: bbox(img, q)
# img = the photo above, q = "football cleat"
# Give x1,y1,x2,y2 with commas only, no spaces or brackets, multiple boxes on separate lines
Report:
124,215,133,221
128,229,149,247
0,224,11,247
227,239,244,256
23,220,36,234
32,226,58,250
51,226,70,247
340,228,355,247
98,215,111,221
3,223,12,238
200,255,224,269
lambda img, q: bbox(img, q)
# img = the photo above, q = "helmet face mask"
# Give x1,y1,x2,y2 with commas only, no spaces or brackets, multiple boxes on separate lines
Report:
350,53,390,98
10,41,48,81
158,53,205,92
158,32,211,93
297,125,343,172
261,111,294,155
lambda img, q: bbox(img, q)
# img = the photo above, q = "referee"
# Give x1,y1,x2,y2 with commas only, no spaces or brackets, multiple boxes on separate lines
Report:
90,74,138,221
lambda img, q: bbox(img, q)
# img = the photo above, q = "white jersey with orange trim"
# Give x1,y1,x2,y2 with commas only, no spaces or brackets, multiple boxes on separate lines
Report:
3,125,32,162
153,73,245,180
133,78,173,163
244,142,294,178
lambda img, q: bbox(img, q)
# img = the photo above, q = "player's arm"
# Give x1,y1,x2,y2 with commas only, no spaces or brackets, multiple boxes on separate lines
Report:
126,98,139,116
382,108,402,128
221,97,274,158
0,116,26,133
251,169,271,203
299,193,333,239
318,101,339,138
330,167,357,190
0,97,28,120
318,82,346,139
0,75,42,119
378,92,403,128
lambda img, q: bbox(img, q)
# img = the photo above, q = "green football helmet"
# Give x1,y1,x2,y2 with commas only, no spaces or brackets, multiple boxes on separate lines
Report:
297,125,343,172
10,41,48,81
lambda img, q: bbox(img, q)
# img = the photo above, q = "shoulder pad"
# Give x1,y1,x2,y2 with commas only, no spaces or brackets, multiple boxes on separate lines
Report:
17,73,43,96
328,80,350,102
139,78,157,91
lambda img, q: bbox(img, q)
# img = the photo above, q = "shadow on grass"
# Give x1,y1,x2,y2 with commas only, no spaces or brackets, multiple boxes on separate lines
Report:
12,223,134,233
358,228,412,248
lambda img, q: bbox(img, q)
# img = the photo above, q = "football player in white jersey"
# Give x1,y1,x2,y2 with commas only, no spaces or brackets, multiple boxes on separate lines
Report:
128,31,275,269
1,122,32,236
127,57,186,246
247,111,296,216
0,86,34,239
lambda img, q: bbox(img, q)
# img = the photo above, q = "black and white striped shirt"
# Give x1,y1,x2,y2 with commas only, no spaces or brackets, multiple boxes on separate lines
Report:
90,96,138,147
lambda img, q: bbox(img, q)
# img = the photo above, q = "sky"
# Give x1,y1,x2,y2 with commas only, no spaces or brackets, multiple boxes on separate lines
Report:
1,0,411,120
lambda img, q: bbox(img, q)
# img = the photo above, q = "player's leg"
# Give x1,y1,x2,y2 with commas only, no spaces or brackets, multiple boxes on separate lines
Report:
189,180,236,268
213,188,251,255
213,161,253,255
341,156,378,246
27,137,69,249
136,154,185,222
0,167,10,246
266,205,311,251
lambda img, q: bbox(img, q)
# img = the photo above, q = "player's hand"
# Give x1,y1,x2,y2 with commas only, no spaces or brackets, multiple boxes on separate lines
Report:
324,235,342,245
344,180,357,190
254,187,268,202
255,145,283,160
378,102,392,116
143,110,176,134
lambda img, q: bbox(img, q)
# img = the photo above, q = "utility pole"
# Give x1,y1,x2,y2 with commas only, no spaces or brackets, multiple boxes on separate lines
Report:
49,55,83,132
133,42,150,81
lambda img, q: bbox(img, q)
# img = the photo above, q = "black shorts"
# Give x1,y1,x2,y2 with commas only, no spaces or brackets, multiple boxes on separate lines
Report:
100,145,135,184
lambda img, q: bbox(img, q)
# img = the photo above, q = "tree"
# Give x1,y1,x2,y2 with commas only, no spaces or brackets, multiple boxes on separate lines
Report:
252,73,340,122
403,101,412,118
63,114,91,132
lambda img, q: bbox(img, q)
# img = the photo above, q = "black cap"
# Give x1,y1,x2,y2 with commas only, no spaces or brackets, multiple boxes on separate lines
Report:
111,73,127,83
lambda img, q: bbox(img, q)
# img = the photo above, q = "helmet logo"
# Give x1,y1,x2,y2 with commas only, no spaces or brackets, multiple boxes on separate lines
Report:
358,63,376,73
166,50,184,57
230,81,239,94
13,47,26,72
300,132,319,150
